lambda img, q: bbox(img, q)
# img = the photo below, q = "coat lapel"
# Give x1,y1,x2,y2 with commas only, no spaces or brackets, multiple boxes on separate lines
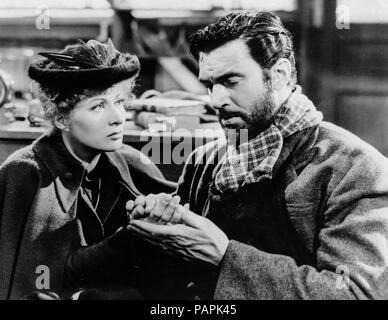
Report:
33,129,84,214
33,129,141,214
105,151,141,197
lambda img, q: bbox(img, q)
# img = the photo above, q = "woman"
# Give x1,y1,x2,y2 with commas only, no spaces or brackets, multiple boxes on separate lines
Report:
0,39,176,299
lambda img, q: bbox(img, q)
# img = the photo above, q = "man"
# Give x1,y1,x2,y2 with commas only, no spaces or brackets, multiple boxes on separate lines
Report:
127,11,388,299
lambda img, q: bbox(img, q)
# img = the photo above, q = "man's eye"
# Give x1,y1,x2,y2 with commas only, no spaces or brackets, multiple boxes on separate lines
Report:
92,103,104,110
224,79,238,87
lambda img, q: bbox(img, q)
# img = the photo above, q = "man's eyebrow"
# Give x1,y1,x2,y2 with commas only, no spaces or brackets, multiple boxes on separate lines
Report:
199,72,243,84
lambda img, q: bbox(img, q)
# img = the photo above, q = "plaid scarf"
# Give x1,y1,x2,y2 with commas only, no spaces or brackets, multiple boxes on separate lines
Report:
214,86,323,193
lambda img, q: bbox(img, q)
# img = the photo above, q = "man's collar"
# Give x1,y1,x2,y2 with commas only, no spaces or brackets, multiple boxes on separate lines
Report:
272,125,319,180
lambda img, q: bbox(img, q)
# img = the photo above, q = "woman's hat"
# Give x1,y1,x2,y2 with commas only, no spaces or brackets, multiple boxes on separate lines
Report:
28,39,140,90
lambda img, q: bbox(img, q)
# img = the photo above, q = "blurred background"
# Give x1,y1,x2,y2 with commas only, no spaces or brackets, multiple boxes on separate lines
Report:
1,0,388,178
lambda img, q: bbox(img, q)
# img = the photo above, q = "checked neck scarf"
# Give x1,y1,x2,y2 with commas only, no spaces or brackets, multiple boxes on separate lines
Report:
214,86,323,194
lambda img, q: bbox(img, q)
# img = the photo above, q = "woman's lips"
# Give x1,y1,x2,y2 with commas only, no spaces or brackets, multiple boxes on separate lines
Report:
107,131,123,140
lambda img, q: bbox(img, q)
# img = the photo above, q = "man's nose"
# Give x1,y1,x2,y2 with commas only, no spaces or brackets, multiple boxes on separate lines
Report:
210,84,228,110
107,103,125,125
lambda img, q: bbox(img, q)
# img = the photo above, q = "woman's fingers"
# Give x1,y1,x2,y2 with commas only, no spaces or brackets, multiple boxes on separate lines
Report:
127,193,185,224
126,195,146,218
144,194,157,214
158,195,181,225
134,195,146,207
130,205,145,220
125,199,135,211
126,194,157,221
147,193,172,223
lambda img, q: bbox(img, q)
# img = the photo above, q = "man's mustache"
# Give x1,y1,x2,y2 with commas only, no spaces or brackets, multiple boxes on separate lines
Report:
217,108,245,120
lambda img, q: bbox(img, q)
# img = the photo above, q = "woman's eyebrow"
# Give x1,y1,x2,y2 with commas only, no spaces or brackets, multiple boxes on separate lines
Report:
85,96,105,104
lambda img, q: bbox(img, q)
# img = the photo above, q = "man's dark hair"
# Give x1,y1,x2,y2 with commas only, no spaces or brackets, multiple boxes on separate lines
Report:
190,11,297,85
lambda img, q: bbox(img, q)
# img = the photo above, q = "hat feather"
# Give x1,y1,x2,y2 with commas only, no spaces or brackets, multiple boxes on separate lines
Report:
39,38,120,69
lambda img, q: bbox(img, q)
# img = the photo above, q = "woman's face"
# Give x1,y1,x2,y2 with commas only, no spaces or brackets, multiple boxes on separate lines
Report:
63,83,128,158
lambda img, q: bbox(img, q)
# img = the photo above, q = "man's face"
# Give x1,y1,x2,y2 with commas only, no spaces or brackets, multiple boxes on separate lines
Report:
198,39,276,143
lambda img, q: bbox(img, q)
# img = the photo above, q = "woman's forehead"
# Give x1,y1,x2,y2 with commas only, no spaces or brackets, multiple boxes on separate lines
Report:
83,82,129,99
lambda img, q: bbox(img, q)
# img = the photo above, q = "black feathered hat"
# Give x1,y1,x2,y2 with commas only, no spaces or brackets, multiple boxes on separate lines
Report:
28,39,140,90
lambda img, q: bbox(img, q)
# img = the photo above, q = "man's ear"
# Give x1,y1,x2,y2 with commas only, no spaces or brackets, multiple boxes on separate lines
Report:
54,115,70,131
270,58,292,91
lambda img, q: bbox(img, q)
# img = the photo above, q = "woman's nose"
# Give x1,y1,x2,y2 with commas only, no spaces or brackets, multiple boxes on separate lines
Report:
107,103,125,125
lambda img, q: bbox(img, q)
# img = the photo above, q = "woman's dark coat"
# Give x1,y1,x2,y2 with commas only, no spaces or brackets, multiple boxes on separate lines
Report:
0,130,176,299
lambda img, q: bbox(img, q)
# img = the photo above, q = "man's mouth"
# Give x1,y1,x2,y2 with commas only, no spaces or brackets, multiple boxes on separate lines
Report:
220,117,246,128
218,106,248,120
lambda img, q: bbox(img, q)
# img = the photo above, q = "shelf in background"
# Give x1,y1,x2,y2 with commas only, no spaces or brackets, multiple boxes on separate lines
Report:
0,119,223,143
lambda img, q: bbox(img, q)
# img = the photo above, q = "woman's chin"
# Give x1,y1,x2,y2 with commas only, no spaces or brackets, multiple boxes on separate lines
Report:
98,140,123,152
110,140,124,150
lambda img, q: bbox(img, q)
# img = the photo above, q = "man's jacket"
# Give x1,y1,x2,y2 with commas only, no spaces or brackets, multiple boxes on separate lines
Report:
177,122,388,299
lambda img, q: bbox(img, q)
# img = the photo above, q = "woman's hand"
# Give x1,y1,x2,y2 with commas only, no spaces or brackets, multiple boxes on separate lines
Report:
126,193,184,225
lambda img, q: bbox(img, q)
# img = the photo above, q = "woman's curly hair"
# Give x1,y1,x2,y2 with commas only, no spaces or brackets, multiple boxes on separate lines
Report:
189,11,297,85
30,79,136,126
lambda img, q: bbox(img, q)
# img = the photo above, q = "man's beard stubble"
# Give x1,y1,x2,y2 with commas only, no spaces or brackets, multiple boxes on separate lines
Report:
224,87,277,148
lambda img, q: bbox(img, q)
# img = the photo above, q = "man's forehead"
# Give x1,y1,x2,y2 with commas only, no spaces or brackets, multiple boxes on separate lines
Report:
198,39,251,79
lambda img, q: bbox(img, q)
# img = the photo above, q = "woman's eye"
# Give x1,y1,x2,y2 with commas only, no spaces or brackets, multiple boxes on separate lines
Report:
115,99,125,105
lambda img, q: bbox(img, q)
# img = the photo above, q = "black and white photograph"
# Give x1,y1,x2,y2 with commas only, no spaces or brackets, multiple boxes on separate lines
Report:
1,0,388,309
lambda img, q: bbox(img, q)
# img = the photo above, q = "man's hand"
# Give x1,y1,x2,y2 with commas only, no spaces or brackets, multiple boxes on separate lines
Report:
126,193,184,225
126,205,229,266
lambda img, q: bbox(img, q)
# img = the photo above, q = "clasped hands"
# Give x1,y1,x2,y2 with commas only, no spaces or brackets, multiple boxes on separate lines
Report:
125,193,229,266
